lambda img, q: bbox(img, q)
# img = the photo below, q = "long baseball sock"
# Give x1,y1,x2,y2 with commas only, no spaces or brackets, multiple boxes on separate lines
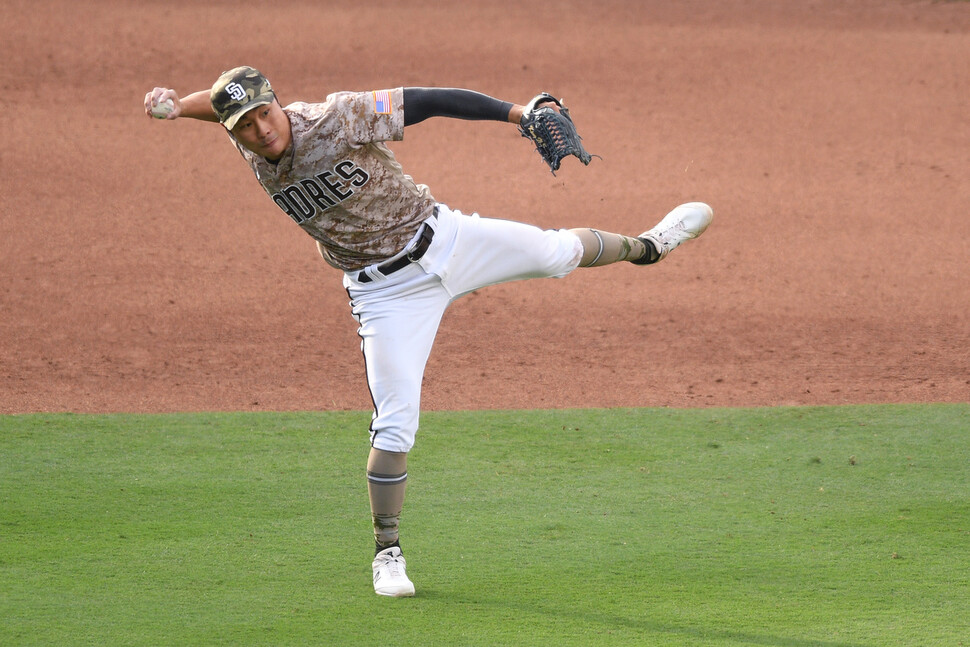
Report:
367,447,408,555
570,228,654,267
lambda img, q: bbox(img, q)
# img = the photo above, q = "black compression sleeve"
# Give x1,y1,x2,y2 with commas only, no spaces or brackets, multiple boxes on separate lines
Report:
403,87,514,126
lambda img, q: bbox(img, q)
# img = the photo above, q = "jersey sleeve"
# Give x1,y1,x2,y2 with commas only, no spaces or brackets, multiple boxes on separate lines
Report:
328,88,405,146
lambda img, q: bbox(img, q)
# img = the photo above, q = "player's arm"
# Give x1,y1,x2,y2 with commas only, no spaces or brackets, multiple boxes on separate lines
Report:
144,87,220,122
403,88,525,126
402,87,562,127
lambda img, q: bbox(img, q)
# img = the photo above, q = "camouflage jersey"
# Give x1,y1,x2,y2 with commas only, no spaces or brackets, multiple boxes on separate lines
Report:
229,88,436,271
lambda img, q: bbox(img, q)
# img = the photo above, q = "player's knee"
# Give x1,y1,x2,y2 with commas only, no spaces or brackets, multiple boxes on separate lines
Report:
371,434,415,453
370,422,418,453
549,229,585,276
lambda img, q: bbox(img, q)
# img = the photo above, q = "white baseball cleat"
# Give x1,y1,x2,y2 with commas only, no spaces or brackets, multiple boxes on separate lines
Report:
636,202,713,263
372,546,415,597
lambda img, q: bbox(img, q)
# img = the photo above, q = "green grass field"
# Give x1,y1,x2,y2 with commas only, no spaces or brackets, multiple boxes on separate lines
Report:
2,404,968,646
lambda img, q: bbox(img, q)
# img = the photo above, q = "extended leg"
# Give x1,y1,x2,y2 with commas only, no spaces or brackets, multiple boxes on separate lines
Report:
569,202,713,268
569,228,653,267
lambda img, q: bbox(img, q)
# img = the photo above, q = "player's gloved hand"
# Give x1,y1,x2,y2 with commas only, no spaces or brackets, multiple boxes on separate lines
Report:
518,92,597,175
144,88,182,120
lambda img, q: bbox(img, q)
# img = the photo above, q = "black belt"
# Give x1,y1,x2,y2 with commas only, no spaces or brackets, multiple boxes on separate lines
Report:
357,224,435,283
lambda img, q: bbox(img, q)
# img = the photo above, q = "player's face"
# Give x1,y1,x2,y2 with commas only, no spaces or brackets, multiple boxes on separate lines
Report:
231,100,292,161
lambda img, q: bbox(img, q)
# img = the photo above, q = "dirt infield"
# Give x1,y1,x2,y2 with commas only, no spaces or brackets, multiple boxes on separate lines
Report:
2,0,968,414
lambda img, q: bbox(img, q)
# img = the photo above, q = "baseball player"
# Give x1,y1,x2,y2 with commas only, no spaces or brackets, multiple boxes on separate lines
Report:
143,66,712,598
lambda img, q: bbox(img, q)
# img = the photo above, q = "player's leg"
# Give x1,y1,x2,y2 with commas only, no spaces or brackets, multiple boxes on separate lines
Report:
346,265,452,597
368,447,407,550
571,202,714,267
368,447,414,597
569,228,652,267
431,207,584,297
430,202,713,297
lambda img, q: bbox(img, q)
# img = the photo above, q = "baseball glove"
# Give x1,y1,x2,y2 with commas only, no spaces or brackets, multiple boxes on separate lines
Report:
519,93,596,175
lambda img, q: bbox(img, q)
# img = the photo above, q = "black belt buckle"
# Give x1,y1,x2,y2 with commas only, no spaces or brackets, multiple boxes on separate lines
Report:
407,224,435,262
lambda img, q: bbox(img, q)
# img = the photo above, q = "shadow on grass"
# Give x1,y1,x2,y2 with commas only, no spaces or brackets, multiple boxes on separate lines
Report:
418,588,866,647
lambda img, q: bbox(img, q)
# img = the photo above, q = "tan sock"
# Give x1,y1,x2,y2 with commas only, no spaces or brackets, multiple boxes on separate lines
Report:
570,228,650,267
367,448,408,550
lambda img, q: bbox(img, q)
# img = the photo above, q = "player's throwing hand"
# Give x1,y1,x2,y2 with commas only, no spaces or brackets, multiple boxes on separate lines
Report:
144,88,181,120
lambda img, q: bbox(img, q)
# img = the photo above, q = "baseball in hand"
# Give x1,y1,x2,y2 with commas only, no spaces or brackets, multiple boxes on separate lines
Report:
151,98,175,119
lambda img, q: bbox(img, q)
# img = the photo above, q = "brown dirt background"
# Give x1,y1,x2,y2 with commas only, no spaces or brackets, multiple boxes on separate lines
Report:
2,0,968,415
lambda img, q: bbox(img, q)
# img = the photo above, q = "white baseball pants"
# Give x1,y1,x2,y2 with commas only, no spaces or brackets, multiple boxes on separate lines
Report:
343,203,583,452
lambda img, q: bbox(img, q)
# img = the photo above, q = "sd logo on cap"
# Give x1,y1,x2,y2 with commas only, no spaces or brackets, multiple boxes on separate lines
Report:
210,66,276,130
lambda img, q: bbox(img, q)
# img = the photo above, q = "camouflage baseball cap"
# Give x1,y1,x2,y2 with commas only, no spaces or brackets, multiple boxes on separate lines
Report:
210,66,276,130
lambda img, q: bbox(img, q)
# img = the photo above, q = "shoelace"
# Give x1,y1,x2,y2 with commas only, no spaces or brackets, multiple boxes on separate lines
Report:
378,553,406,578
657,221,690,247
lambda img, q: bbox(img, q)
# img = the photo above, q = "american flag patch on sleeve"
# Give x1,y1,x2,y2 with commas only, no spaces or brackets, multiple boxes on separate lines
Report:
373,90,392,114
